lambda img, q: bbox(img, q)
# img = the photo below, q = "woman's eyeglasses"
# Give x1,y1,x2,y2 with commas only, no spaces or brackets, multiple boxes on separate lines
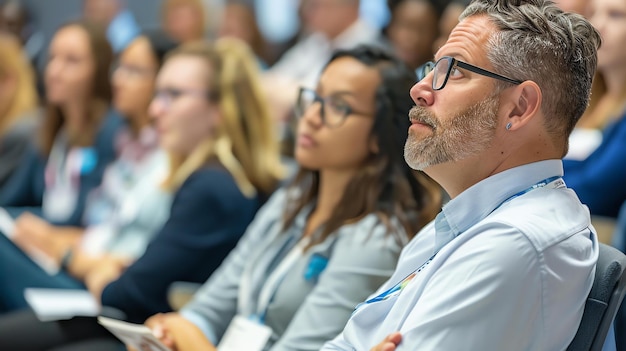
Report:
295,87,372,128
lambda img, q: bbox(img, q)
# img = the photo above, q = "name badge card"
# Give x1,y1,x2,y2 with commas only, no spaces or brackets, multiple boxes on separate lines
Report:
217,315,272,351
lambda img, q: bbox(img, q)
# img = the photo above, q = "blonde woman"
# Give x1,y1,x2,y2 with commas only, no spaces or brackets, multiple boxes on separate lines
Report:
0,33,39,188
0,37,284,351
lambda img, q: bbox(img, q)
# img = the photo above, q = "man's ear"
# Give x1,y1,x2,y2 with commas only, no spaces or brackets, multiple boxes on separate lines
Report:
504,81,542,131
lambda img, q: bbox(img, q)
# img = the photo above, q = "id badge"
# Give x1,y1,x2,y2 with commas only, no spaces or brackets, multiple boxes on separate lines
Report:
217,315,272,351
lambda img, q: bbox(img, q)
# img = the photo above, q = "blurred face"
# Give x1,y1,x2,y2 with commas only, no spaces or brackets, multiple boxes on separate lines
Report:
218,4,254,45
388,0,439,70
149,55,219,155
83,0,120,26
45,25,95,106
112,36,159,120
406,16,501,171
295,56,379,171
164,5,203,42
588,0,626,72
0,2,26,39
432,3,465,54
302,0,356,38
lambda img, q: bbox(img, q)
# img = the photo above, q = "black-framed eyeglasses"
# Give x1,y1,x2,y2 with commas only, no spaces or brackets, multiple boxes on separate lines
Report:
295,87,372,128
418,56,523,90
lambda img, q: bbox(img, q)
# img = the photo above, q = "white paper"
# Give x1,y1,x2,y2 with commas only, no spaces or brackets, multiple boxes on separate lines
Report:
217,315,273,351
98,316,172,351
24,288,100,322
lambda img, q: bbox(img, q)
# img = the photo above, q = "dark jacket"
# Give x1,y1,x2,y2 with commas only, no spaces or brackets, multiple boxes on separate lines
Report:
101,165,264,323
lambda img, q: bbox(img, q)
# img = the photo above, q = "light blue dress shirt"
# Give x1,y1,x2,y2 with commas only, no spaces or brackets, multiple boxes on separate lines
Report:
323,159,598,351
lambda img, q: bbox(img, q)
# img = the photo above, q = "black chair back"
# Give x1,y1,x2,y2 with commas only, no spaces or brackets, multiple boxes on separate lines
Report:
567,243,626,351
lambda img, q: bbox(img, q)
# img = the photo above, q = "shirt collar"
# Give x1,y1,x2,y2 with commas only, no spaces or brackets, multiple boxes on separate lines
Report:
441,159,564,237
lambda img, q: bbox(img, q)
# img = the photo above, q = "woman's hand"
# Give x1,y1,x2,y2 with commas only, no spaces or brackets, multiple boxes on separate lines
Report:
142,312,216,351
13,213,66,262
84,256,131,299
161,314,216,351
370,332,402,351
144,312,179,350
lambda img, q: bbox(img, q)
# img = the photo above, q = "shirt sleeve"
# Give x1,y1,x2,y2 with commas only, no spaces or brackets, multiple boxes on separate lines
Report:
271,219,402,351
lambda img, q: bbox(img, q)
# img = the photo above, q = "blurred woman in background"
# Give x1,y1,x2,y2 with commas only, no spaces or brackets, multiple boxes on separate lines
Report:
218,1,269,68
161,0,206,43
0,20,123,226
0,37,285,351
562,0,626,218
0,32,178,315
385,0,441,72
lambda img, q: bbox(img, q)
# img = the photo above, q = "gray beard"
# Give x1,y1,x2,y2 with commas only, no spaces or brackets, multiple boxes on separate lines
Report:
404,96,500,170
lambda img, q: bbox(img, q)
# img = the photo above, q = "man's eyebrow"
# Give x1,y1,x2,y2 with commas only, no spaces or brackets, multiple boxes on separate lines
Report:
433,52,466,61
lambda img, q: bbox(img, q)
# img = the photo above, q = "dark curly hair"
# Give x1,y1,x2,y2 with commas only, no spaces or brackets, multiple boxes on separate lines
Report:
283,45,441,247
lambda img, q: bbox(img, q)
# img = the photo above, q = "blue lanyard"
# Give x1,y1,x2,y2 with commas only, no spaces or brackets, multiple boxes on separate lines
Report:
356,175,564,310
498,176,563,208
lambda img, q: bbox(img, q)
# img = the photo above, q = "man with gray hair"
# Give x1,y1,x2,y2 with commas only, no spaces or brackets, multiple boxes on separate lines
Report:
322,0,601,350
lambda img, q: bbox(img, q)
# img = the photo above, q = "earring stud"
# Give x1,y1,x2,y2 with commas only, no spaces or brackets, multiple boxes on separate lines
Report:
506,122,512,130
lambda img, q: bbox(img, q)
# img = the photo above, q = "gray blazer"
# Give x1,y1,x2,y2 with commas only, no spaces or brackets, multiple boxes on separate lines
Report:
181,187,408,351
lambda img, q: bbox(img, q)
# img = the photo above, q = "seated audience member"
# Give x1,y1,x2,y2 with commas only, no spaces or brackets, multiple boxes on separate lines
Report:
82,0,140,53
0,0,45,65
0,20,123,226
133,45,441,351
0,33,39,189
431,0,470,54
562,0,626,218
322,0,601,350
0,38,285,350
385,0,441,72
0,33,177,314
217,1,269,68
161,0,207,43
264,0,385,122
